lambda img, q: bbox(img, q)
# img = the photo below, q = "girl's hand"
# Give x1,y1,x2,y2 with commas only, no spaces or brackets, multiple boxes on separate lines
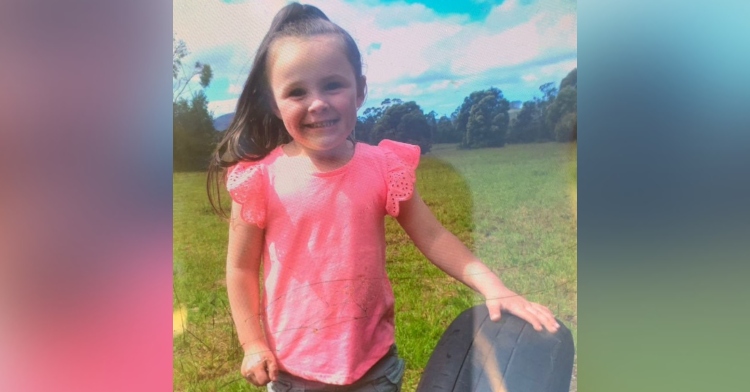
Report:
241,348,278,386
485,289,560,333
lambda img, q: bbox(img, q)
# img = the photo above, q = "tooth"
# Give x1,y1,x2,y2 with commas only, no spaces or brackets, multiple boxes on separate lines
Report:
309,120,335,128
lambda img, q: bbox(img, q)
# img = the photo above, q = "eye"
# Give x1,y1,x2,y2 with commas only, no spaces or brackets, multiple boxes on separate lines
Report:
288,88,305,97
325,81,343,90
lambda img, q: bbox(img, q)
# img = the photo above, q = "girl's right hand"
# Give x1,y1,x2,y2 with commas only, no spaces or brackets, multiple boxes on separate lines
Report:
241,348,278,386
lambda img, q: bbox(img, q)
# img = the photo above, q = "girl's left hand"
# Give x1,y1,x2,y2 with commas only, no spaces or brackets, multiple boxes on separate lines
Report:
485,290,560,333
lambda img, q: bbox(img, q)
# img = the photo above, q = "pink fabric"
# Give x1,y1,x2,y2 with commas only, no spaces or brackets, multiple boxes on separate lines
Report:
226,140,420,385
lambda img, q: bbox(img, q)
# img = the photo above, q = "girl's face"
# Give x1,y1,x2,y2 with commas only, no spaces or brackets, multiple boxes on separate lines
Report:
267,35,365,158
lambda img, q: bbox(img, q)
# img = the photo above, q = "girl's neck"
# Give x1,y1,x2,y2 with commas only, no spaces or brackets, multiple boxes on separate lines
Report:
282,139,356,173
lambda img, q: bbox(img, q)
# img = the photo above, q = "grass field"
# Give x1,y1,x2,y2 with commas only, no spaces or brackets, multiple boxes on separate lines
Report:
173,142,577,391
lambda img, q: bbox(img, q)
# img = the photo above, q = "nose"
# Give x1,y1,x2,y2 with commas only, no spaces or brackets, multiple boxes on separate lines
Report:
308,94,330,113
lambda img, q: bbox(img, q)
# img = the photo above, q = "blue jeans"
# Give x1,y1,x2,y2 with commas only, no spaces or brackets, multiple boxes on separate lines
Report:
267,345,404,392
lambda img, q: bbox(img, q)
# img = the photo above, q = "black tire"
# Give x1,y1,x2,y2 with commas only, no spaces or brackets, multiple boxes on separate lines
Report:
416,305,574,392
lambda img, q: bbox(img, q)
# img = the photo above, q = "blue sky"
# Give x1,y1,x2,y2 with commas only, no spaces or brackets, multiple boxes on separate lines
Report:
174,0,576,117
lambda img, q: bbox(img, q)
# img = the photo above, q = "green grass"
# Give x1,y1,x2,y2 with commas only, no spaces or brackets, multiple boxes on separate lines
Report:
173,142,577,391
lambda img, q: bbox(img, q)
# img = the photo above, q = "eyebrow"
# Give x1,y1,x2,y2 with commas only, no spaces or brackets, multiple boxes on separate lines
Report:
277,74,350,92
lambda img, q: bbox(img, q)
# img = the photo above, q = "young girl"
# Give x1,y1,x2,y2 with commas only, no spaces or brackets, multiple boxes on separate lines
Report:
208,3,560,391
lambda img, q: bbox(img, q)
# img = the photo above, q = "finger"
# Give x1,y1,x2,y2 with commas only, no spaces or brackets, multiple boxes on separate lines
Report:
530,303,560,332
536,303,553,314
267,357,279,381
253,366,270,386
546,317,561,332
241,363,259,385
541,314,560,332
240,365,255,385
518,307,543,331
546,320,561,332
245,358,272,386
486,303,502,322
243,372,259,386
502,302,541,330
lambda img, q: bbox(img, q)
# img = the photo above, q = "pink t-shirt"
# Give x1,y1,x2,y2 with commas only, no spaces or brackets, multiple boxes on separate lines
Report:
226,139,420,385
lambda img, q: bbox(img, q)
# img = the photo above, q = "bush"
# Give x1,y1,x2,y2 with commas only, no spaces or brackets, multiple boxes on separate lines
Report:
554,112,577,142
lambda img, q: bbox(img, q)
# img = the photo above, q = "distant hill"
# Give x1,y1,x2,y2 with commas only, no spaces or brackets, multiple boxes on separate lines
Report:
212,113,234,131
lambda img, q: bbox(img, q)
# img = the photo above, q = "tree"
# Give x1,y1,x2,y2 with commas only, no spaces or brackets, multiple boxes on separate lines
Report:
370,101,432,153
539,82,558,102
554,111,577,142
559,68,577,91
356,98,402,143
455,87,510,148
507,100,543,144
173,36,213,102
355,109,378,144
545,85,577,140
425,110,438,142
173,37,216,171
173,91,216,171
531,82,559,141
434,115,460,143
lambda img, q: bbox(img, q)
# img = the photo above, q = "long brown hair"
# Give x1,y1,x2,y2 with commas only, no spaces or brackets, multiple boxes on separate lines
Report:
207,3,365,217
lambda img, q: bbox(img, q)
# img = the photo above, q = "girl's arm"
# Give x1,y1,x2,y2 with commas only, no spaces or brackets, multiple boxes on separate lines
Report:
395,190,560,332
226,201,278,385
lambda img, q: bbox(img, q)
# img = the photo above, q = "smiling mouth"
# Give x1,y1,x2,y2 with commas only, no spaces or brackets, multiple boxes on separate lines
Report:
305,119,339,129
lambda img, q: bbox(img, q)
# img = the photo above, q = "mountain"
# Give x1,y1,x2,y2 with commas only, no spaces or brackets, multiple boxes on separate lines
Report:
212,112,234,131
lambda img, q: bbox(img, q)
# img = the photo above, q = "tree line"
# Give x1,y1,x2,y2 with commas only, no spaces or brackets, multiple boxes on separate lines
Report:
173,40,577,170
355,68,577,154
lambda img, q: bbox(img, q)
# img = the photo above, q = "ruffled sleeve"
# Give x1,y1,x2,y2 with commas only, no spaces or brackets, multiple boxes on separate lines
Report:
226,160,267,228
379,139,421,217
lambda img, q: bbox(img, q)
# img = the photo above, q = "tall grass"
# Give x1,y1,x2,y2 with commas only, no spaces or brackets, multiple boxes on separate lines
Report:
173,142,577,391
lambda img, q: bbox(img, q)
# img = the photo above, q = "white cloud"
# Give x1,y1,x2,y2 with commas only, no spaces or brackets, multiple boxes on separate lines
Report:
303,0,465,85
173,0,289,93
173,0,285,53
452,14,545,75
362,21,463,84
426,79,466,93
496,0,519,14
228,83,243,94
175,0,577,116
207,98,239,117
540,59,578,77
426,80,452,92
452,3,576,77
393,83,421,96
548,13,577,49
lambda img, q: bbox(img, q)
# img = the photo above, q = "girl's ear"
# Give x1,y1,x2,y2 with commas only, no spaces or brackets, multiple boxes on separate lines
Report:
356,75,367,109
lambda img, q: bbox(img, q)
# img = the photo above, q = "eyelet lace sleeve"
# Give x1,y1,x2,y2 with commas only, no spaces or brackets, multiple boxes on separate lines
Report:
226,160,267,228
379,139,421,217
